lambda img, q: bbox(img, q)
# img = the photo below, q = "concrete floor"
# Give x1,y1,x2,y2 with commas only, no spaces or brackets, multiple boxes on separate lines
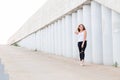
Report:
0,45,120,80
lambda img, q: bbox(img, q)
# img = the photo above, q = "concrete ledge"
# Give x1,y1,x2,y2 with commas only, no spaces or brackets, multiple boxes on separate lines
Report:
8,0,90,44
8,0,120,44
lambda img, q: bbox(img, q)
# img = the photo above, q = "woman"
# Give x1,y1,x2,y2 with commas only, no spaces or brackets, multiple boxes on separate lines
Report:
75,24,87,66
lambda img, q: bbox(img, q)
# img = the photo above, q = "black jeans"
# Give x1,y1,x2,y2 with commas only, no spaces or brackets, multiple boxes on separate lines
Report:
78,41,87,61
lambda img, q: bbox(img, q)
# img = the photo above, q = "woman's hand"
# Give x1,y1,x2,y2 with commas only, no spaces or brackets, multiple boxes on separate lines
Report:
81,43,84,48
74,28,79,35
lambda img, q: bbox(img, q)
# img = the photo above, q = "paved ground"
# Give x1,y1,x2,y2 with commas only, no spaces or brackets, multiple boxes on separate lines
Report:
0,45,120,80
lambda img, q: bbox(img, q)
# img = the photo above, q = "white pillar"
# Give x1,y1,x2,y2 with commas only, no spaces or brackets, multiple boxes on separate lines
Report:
36,30,40,51
48,25,52,54
58,20,62,55
61,18,66,56
41,30,43,51
39,30,42,51
34,33,37,51
54,22,58,55
72,12,79,59
91,1,103,64
28,35,32,50
41,29,44,51
65,15,72,57
53,24,55,54
51,24,54,54
44,27,48,52
83,4,92,63
77,9,83,25
56,21,59,55
102,6,113,65
112,11,120,66
46,24,51,53
28,34,32,50
57,20,61,55
29,33,36,50
43,28,47,52
42,29,45,52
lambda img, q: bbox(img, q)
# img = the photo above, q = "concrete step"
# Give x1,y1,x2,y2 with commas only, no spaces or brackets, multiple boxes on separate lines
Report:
0,59,9,80
0,74,9,80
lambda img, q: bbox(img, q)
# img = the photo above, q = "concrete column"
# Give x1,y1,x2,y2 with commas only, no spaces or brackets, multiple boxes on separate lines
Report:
40,30,42,51
27,35,32,50
65,15,72,57
91,1,103,64
77,9,83,25
36,30,41,51
44,27,47,52
27,33,36,50
48,24,52,54
38,30,41,51
26,36,30,49
56,21,60,55
58,20,62,55
48,25,51,53
51,24,54,54
49,24,53,54
102,6,113,65
42,29,45,52
40,30,43,51
30,33,36,50
52,23,56,54
112,10,120,66
57,20,61,55
24,38,27,48
44,28,47,52
54,22,58,55
26,35,31,50
42,29,44,51
61,17,66,56
34,33,37,51
83,4,92,63
48,26,50,53
72,12,79,58
45,27,48,52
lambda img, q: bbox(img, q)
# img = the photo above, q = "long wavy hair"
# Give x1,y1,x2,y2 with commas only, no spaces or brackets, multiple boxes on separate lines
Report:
78,24,86,32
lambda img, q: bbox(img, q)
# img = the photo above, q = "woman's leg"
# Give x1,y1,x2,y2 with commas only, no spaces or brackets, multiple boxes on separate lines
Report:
78,42,82,61
81,41,87,60
80,41,87,66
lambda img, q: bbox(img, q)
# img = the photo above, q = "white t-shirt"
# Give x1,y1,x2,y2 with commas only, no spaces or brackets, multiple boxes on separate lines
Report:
78,31,85,42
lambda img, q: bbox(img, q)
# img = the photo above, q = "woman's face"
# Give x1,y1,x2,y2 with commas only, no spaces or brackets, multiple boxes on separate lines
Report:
79,25,83,31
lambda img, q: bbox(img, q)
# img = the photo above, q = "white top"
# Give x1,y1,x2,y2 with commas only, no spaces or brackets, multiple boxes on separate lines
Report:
78,31,85,42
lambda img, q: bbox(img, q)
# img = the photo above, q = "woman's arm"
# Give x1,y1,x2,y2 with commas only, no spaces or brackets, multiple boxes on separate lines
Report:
74,29,79,35
81,30,87,48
